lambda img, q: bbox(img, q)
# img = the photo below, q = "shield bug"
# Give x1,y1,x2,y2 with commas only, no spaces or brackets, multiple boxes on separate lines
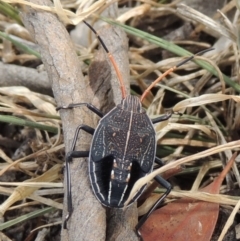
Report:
57,21,212,236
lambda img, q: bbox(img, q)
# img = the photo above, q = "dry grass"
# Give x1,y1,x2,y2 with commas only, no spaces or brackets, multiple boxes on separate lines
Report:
0,0,240,240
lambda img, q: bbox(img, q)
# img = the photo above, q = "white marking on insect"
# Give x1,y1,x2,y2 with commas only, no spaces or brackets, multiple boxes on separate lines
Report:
128,163,132,170
92,162,96,181
91,162,105,200
118,184,128,206
108,180,112,204
111,170,114,179
123,108,133,159
126,173,131,182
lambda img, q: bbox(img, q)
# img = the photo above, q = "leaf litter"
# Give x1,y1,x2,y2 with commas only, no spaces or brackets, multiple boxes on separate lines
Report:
140,153,237,241
0,0,240,240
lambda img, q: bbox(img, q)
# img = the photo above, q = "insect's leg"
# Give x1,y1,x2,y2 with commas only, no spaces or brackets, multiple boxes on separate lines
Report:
154,156,164,167
64,124,95,229
57,103,104,118
135,175,172,237
151,112,172,124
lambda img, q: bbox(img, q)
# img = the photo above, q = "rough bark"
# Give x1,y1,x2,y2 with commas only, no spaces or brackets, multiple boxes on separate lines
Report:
21,0,138,240
0,62,52,95
21,1,105,240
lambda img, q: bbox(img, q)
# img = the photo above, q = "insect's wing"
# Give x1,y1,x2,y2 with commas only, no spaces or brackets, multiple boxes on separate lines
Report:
90,107,127,161
91,108,156,173
125,112,156,173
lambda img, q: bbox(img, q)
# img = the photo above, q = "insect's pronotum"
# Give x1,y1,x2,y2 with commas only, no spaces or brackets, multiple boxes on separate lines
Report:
57,20,213,237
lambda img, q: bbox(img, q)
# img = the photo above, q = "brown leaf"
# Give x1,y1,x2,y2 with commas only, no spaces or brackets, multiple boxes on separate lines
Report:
140,153,237,241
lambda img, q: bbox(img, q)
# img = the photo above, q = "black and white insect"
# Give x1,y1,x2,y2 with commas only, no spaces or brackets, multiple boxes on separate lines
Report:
58,21,212,236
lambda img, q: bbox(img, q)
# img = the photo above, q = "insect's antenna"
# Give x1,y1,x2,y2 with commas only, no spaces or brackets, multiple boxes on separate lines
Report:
140,48,214,102
83,21,127,99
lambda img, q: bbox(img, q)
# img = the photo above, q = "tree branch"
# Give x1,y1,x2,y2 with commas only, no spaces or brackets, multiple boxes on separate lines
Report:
21,0,105,240
21,0,138,240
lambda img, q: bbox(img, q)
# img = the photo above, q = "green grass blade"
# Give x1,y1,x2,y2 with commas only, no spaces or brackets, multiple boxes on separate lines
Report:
0,207,55,231
0,2,22,25
101,17,240,93
0,115,58,134
0,31,40,58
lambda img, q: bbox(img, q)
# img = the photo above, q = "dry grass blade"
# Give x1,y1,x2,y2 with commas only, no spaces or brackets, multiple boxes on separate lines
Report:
124,140,240,207
0,164,62,216
29,193,63,209
0,232,12,241
117,4,151,23
0,144,64,175
0,149,13,164
191,163,213,191
217,199,240,241
156,123,214,140
0,86,57,115
173,93,240,112
177,4,236,41
158,138,215,148
31,221,62,232
169,190,239,206
1,0,240,239
2,0,110,25
140,153,237,241
206,111,240,187
0,182,62,187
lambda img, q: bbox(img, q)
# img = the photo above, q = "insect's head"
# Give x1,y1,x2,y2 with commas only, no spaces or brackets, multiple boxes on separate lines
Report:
121,95,142,113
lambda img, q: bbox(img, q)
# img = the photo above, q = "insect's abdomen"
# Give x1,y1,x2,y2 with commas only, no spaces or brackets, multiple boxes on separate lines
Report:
89,155,146,207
